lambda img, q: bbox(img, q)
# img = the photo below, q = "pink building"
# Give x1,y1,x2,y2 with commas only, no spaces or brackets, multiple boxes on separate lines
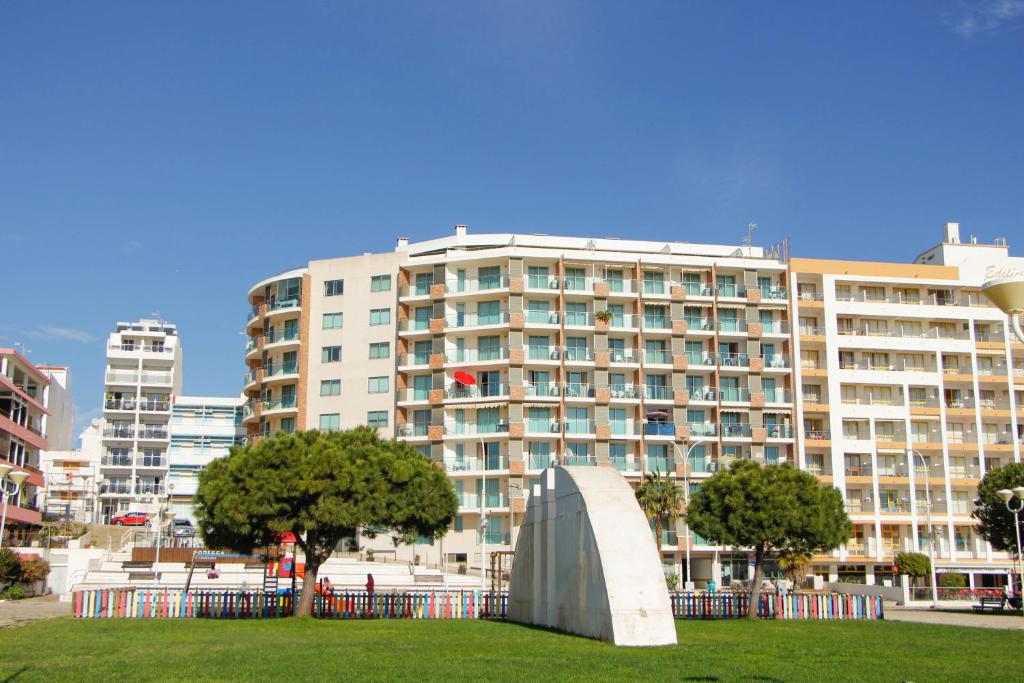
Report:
0,348,48,541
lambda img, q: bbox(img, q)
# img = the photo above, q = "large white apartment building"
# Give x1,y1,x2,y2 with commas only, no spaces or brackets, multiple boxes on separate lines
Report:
167,395,246,524
790,223,1024,589
98,319,183,521
244,226,795,577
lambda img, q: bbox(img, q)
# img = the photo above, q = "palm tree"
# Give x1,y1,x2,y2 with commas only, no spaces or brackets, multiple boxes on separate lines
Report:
777,549,813,585
635,471,685,553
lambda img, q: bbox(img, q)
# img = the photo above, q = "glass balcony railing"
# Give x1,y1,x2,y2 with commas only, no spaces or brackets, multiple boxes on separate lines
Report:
610,457,641,472
528,345,561,361
647,456,673,472
446,346,510,363
720,424,753,438
138,400,170,412
718,387,751,402
564,419,597,435
760,286,788,300
683,282,713,296
685,317,715,331
480,530,511,545
642,315,670,330
765,425,794,438
763,389,792,403
399,281,435,297
641,280,668,295
688,422,718,437
137,428,169,440
563,454,596,466
607,384,642,399
562,383,595,399
716,320,747,333
446,275,509,293
529,453,556,469
105,398,136,411
643,385,673,401
689,387,717,401
563,276,596,292
444,422,510,436
608,348,642,363
445,311,510,328
564,312,594,327
398,423,431,437
445,384,509,399
263,397,297,411
716,283,745,297
562,347,595,362
101,455,133,467
265,330,300,344
103,426,135,439
643,422,676,436
399,318,433,332
524,382,562,398
603,278,639,294
397,353,431,366
264,362,299,378
527,274,561,289
526,419,564,434
761,321,790,334
525,310,560,325
609,314,638,329
716,353,750,368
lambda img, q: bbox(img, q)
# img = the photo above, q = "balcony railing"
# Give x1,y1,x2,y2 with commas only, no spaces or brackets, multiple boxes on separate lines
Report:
105,398,136,411
444,422,511,436
689,422,718,436
267,298,300,312
609,314,638,329
643,422,676,436
607,384,642,399
564,312,595,327
720,424,753,438
524,382,563,398
642,315,671,330
525,311,560,325
844,464,873,476
804,430,831,441
643,385,673,401
610,457,641,472
716,284,746,297
263,397,297,411
445,311,510,328
137,428,168,440
644,349,672,364
562,347,595,362
446,347,510,363
529,453,557,469
445,384,509,400
103,426,135,439
446,275,509,293
685,317,715,331
760,286,788,300
397,353,431,367
716,320,748,333
101,455,133,467
562,383,595,399
563,454,597,466
398,281,435,297
138,400,170,412
264,362,299,378
766,425,794,439
719,388,751,402
763,389,792,403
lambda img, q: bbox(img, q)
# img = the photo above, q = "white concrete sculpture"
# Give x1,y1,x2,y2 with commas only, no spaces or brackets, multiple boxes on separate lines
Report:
507,466,677,647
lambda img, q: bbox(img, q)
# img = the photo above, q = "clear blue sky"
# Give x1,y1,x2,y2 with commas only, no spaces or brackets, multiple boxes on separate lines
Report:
2,1,1021,439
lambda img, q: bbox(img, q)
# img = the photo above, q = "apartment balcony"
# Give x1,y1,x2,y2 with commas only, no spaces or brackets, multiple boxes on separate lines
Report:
105,370,140,386
138,400,170,413
100,455,133,468
761,321,790,334
608,421,642,437
564,312,595,328
137,427,169,441
524,381,564,399
680,282,714,297
563,454,597,466
445,274,510,295
763,389,793,403
719,387,751,402
443,422,511,438
607,384,643,400
561,347,596,363
444,455,510,472
688,387,718,402
642,421,676,437
102,426,135,439
398,319,433,334
643,385,673,402
265,298,301,317
135,456,167,469
397,424,431,438
610,456,642,473
107,342,174,356
563,276,601,293
529,453,557,469
397,353,431,368
398,280,435,299
604,278,642,296
562,383,596,400
804,429,832,442
688,422,718,437
608,348,643,364
641,315,671,332
525,274,562,291
608,314,639,330
644,349,673,365
525,419,569,436
139,371,174,386
445,311,511,330
479,530,511,545
720,424,753,438
716,320,748,335
766,425,794,439
104,398,137,412
564,419,598,436
684,318,716,332
525,311,560,326
760,286,788,301
263,362,300,382
134,483,165,496
262,397,297,414
715,353,750,369
841,396,906,407
799,325,826,336
444,384,509,401
845,464,873,477
445,346,510,365
100,481,132,496
264,330,300,348
647,455,675,472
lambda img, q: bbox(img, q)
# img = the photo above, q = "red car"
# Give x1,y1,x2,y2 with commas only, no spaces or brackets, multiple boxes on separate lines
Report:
110,511,150,526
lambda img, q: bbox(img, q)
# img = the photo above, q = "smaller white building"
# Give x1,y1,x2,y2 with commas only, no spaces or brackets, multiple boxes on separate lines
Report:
40,420,102,523
167,395,246,523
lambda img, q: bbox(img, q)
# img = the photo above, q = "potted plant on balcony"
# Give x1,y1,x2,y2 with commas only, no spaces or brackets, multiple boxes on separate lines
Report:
594,310,613,324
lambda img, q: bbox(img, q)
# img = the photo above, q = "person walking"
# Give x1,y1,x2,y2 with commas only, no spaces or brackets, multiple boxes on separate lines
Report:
365,573,375,617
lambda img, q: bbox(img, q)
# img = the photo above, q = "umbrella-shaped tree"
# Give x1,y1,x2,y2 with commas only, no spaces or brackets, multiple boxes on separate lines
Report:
635,471,685,554
195,427,458,616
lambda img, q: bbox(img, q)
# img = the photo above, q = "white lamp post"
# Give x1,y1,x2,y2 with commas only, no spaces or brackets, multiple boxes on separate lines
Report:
0,464,32,547
996,487,1024,604
907,449,939,609
672,439,710,591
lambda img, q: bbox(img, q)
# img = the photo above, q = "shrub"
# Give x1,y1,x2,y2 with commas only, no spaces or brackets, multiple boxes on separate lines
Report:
19,556,51,584
939,573,967,588
894,552,930,578
1,585,25,600
0,549,20,584
665,574,680,592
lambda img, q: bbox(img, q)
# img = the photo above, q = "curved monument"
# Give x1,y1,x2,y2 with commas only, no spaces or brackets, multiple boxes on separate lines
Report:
507,466,677,647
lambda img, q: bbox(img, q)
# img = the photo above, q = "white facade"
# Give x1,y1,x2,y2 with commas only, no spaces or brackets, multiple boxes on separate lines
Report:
39,365,74,451
167,395,246,523
98,319,183,521
40,419,102,523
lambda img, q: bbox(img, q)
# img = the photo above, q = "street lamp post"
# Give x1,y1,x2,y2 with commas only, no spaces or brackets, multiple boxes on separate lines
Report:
478,436,487,593
672,439,710,592
907,449,939,609
996,487,1024,605
0,464,31,547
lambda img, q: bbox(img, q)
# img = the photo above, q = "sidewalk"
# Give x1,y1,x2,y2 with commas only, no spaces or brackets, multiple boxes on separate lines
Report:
886,605,1024,630
0,595,69,628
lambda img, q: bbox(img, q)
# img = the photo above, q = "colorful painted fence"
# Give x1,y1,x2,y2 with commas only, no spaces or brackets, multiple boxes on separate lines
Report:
72,588,293,619
72,588,880,621
670,592,884,620
70,588,506,620
314,590,507,620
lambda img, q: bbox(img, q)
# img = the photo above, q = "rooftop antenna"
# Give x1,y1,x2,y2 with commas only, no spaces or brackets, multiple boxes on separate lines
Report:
744,223,758,257
14,342,31,355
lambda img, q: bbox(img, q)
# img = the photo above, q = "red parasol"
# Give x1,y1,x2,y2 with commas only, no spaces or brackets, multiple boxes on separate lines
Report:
453,371,476,385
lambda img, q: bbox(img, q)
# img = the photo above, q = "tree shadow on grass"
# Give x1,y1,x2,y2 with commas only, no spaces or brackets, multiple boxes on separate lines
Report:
1,667,29,682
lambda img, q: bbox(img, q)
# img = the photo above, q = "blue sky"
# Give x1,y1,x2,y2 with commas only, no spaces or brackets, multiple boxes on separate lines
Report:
1,1,1022,440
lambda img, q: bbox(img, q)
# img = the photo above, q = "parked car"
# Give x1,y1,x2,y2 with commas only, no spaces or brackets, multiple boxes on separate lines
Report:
110,511,149,526
171,519,196,537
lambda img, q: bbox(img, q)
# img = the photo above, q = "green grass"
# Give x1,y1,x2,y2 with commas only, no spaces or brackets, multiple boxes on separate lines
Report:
0,617,1019,682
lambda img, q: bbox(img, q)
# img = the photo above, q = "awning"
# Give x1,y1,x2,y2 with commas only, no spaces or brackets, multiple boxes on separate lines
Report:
523,402,557,408
465,402,505,410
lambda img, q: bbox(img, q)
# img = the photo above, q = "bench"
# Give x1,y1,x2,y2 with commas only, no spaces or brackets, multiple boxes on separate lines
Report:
973,596,1005,613
122,561,154,570
128,571,158,581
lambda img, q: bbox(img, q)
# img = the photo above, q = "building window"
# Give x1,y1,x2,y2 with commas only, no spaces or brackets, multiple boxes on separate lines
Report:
368,376,389,393
454,515,464,532
319,413,340,431
367,411,388,428
321,346,342,363
370,308,391,326
371,275,392,292
280,417,296,434
320,379,341,396
369,342,391,359
324,279,344,296
322,313,343,329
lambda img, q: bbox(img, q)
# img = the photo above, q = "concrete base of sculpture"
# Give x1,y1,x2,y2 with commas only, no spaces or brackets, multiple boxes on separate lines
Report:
507,466,677,647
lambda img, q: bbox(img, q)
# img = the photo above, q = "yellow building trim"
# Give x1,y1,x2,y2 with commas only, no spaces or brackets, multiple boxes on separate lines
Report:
789,257,959,280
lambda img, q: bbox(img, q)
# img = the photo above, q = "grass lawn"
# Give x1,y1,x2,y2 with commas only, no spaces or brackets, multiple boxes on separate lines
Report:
0,617,1019,682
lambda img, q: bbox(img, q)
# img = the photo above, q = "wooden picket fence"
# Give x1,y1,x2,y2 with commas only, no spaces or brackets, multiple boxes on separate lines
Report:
71,588,880,621
670,592,884,620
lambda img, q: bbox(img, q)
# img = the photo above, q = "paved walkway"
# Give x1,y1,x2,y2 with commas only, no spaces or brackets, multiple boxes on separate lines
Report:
0,595,69,628
886,605,1024,630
